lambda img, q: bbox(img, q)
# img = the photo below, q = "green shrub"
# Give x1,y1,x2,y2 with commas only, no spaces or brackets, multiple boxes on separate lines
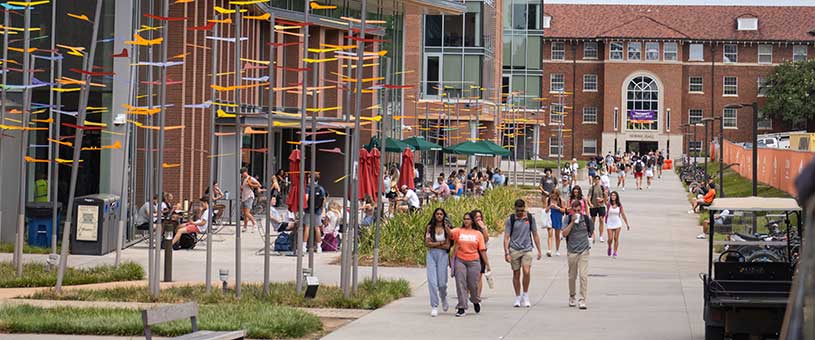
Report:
0,303,321,339
0,243,58,254
359,187,521,266
0,261,144,288
29,279,411,310
523,159,586,170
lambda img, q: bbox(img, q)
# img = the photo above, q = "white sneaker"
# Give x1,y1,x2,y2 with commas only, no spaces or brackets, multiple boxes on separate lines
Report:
687,209,695,214
696,233,707,239
569,296,577,307
578,300,587,310
317,244,323,253
622,187,626,191
546,250,552,257
522,295,531,308
556,251,561,257
430,307,438,317
513,296,521,307
599,236,605,243
589,237,594,244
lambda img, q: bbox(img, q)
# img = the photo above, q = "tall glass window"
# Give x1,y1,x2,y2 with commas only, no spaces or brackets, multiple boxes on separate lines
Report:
610,42,624,60
425,15,443,46
464,2,482,47
626,76,659,131
443,15,464,46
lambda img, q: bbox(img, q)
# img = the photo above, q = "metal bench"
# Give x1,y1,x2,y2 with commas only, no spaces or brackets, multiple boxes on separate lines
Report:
141,302,246,340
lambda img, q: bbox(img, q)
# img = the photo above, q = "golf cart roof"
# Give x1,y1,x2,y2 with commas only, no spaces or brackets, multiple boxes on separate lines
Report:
708,197,801,212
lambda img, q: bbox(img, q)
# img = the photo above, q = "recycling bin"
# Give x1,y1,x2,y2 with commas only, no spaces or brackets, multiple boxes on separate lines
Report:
70,194,120,255
26,202,61,248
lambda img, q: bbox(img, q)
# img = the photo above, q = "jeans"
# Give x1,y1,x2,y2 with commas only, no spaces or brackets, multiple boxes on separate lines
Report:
454,258,481,310
568,250,590,302
426,248,448,308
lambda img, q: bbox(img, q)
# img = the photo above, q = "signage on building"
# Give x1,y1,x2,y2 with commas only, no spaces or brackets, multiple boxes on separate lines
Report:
628,110,657,123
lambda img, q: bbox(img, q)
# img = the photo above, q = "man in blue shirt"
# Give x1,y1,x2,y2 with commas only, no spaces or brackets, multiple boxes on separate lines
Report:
492,169,505,186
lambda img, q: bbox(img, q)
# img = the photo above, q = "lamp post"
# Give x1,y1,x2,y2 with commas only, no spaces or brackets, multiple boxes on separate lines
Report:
700,117,721,181
724,103,758,196
613,107,619,154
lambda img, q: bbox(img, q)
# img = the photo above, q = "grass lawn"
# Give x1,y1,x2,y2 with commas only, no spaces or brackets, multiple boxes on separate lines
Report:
0,261,143,288
0,242,58,254
30,279,411,310
0,303,321,339
523,159,587,170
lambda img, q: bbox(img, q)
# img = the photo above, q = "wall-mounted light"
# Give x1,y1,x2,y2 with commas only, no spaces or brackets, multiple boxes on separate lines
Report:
666,108,671,132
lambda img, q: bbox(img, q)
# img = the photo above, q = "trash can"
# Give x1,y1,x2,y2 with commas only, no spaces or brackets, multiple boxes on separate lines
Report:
70,194,120,255
26,202,61,248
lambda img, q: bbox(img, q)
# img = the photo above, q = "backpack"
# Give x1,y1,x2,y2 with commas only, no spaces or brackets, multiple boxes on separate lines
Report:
508,213,536,237
274,231,293,252
174,233,197,250
634,161,643,172
304,185,326,212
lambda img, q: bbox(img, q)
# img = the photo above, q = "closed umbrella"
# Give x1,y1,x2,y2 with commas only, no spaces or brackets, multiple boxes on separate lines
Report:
286,149,301,212
371,147,381,202
398,148,415,189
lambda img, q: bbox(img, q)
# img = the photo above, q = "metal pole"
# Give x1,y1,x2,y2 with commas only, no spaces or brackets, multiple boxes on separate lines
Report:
115,60,135,267
751,102,757,196
351,0,368,294
719,113,724,198
340,29,353,297
145,1,157,295
371,57,390,285
263,13,276,296
50,58,63,264
703,122,709,179
55,0,104,293
308,58,318,273
14,7,33,276
205,17,220,292
0,9,9,250
296,2,311,294
233,6,243,298
152,0,172,294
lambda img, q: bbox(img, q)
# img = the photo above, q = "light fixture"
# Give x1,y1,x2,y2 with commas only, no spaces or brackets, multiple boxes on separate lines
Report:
219,269,229,293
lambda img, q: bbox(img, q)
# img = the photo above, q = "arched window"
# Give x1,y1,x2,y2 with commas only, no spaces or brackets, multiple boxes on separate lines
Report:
626,76,659,131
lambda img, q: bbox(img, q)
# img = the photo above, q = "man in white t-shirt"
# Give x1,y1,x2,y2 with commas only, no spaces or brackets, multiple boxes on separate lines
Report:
240,167,261,232
399,185,421,213
171,197,209,247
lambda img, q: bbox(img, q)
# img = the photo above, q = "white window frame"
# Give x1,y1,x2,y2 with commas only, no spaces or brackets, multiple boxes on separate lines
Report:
663,42,678,61
550,73,565,93
645,42,660,61
423,53,443,98
757,110,772,130
549,136,562,156
758,44,773,64
609,41,624,60
582,139,598,155
689,109,703,125
689,44,704,61
723,44,738,63
551,41,565,60
549,103,564,125
582,106,598,124
793,45,808,62
628,42,641,60
723,76,738,96
757,76,768,97
689,76,704,93
542,16,551,29
737,17,758,31
583,74,597,92
583,42,598,59
688,141,702,153
723,107,738,129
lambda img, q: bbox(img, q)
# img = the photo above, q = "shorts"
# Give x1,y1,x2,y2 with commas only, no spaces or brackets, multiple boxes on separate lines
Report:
634,172,643,178
590,207,606,217
241,198,254,210
645,169,654,178
509,249,533,271
303,213,322,226
184,224,202,233
408,205,419,213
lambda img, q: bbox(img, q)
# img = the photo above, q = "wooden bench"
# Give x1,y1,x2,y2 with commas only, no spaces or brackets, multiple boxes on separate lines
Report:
141,302,246,340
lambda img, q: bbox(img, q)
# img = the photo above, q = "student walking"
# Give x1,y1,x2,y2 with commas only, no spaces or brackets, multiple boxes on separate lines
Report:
239,167,261,232
645,153,656,189
503,199,543,308
656,151,665,179
633,157,645,190
615,158,626,191
588,176,608,243
605,191,631,258
451,212,491,317
471,210,490,297
548,190,566,256
563,200,594,310
539,169,556,256
425,208,452,317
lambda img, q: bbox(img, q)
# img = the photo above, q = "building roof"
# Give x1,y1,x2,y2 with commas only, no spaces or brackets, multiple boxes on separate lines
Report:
543,4,815,42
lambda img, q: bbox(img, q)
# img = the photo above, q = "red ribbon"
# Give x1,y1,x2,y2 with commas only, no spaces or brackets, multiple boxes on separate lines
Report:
144,13,188,21
70,68,115,77
61,122,103,131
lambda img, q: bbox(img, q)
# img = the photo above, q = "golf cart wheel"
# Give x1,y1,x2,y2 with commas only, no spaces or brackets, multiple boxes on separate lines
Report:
705,325,725,340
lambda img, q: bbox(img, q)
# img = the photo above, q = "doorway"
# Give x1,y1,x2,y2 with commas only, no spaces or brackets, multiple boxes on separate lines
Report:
625,141,658,155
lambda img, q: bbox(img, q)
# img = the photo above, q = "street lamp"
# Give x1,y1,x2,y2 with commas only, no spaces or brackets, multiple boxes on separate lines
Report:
724,102,759,196
700,116,722,181
613,107,619,154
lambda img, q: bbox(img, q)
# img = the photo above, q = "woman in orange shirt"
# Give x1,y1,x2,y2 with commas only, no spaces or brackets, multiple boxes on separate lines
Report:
689,183,716,214
450,212,491,317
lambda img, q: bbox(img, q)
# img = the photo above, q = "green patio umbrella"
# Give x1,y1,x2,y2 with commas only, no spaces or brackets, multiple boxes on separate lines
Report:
479,140,511,157
385,137,414,153
443,141,498,156
401,136,442,151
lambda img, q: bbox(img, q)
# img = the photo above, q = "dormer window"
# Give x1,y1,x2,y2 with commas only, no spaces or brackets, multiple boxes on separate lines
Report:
543,15,551,29
737,17,758,31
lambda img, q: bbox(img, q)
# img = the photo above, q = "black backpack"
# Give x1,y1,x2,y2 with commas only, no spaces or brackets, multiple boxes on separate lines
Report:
634,161,643,172
508,213,536,237
274,231,293,252
173,233,197,250
305,185,326,212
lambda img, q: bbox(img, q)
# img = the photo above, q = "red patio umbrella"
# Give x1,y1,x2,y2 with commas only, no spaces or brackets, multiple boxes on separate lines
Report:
371,147,381,201
398,148,415,190
286,149,301,212
358,148,371,200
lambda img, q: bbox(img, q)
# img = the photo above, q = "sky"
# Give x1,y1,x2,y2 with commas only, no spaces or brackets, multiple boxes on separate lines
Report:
545,0,815,5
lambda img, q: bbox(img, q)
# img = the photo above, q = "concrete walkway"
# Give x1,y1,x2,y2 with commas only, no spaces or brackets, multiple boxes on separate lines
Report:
322,169,707,340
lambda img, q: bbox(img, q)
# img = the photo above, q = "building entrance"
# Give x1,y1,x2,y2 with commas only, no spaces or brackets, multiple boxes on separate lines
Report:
626,140,658,155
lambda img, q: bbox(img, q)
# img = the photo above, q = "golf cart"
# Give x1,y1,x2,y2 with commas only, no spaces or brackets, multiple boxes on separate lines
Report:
703,197,803,340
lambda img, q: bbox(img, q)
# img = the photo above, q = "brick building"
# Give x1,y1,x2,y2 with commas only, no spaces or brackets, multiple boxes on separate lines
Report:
539,4,815,160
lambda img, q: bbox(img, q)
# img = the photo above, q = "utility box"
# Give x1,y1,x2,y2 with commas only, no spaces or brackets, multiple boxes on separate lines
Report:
70,194,120,255
26,202,61,248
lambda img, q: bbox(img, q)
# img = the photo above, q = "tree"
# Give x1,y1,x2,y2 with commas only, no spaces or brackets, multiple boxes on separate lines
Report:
764,59,815,126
